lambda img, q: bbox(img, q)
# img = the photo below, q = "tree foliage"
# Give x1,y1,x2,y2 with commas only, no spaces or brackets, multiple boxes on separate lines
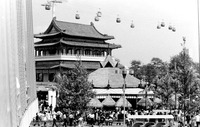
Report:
154,73,174,109
129,48,200,112
130,60,142,79
55,62,95,113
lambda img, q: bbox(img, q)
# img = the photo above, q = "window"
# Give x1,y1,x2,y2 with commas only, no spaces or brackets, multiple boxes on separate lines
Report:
49,73,55,82
36,73,43,82
49,49,56,55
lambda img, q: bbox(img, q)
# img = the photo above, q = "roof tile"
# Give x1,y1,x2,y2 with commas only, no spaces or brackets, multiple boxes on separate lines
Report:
53,19,114,40
88,68,139,88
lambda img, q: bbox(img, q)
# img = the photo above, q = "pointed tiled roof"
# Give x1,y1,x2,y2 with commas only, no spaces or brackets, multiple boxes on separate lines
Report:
35,18,114,40
88,68,139,88
87,97,103,107
115,96,132,107
102,95,116,106
137,97,153,107
100,55,118,68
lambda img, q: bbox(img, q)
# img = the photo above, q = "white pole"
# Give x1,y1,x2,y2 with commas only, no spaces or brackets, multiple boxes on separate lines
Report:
52,2,55,18
197,0,200,73
123,82,126,127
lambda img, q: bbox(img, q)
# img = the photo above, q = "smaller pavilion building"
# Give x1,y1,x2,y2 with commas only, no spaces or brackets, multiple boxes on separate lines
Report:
88,55,154,109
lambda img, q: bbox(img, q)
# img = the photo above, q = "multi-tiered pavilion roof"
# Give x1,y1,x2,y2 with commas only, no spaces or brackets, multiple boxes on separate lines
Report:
35,17,121,49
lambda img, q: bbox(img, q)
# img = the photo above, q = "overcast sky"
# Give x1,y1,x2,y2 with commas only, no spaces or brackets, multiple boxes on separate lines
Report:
32,0,199,67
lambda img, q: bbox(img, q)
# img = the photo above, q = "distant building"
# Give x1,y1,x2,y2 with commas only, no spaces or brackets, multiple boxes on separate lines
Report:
0,0,38,127
34,18,121,108
88,55,154,109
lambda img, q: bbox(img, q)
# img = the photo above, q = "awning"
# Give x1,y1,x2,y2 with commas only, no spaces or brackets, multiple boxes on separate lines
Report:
102,95,115,106
36,82,58,91
137,97,153,107
93,88,154,95
115,96,132,107
87,97,103,108
128,115,174,119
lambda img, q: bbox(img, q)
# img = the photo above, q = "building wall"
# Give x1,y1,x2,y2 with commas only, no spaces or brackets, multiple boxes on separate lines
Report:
0,0,37,127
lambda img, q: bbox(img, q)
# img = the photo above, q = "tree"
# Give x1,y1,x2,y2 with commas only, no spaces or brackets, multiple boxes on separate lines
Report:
154,73,174,109
141,63,157,85
151,57,168,77
169,48,200,114
130,60,142,79
55,61,95,113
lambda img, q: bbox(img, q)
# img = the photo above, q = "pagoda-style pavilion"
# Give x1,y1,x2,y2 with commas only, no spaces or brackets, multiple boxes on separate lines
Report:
34,18,121,106
34,18,121,83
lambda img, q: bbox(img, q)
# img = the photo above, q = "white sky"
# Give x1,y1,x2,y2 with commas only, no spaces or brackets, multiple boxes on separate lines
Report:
32,0,199,67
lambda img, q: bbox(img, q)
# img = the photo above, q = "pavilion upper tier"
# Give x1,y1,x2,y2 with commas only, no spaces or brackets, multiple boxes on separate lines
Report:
34,18,121,61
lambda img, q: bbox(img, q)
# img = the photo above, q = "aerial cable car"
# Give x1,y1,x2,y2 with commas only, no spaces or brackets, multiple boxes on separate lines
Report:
157,24,161,29
168,25,172,30
94,16,99,21
45,4,51,10
172,27,176,32
161,21,165,27
97,8,102,17
75,11,80,19
130,21,134,28
41,2,51,10
116,15,121,23
156,21,161,29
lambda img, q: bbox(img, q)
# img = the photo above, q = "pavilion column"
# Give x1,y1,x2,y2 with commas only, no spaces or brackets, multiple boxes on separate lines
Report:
109,49,112,55
63,48,66,55
41,50,43,56
82,48,84,56
72,48,74,55
35,50,37,56
90,49,93,56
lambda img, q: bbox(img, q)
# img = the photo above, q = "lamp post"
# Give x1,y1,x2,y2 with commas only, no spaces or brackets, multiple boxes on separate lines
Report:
197,0,200,74
181,36,187,127
51,95,53,106
122,69,127,127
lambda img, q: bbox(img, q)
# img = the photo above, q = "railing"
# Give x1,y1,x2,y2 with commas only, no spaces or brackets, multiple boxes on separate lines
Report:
35,54,106,61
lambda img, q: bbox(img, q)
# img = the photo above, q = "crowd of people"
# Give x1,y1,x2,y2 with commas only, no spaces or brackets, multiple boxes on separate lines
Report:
32,100,200,127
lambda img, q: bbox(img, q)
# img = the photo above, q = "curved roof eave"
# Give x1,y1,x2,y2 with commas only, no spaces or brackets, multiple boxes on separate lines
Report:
34,32,61,38
91,23,115,40
43,17,61,34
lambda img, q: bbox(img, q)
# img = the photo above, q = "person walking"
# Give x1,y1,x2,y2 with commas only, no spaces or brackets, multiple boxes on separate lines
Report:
62,113,67,127
52,113,58,127
43,112,47,127
34,113,41,126
195,112,200,127
69,112,74,126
